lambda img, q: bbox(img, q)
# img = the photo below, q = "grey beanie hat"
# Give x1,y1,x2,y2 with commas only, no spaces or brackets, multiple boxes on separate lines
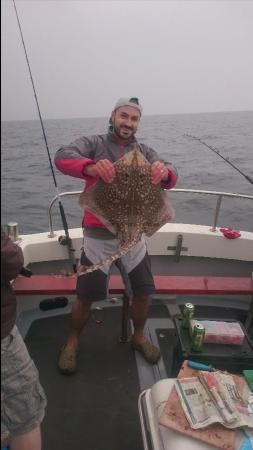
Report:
114,97,142,114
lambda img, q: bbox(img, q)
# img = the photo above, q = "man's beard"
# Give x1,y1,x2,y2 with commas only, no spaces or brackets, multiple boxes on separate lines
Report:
112,122,136,140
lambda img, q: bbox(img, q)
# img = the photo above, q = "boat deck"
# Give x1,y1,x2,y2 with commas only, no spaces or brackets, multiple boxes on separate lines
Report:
22,300,252,450
14,250,253,449
24,304,172,450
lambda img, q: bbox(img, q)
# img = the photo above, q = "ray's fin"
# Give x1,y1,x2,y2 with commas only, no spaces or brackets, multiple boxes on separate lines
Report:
79,188,117,235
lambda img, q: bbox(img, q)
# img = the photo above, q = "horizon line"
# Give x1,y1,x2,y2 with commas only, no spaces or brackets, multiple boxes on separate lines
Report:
1,109,253,123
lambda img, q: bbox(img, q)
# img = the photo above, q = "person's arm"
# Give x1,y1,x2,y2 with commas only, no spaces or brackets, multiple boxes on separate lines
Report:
1,230,24,282
54,136,97,179
160,165,178,189
140,144,178,189
83,159,115,183
55,134,116,183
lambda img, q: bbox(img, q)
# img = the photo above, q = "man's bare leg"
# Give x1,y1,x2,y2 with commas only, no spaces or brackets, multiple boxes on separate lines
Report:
58,297,91,373
10,426,41,450
65,297,92,350
130,294,149,345
130,294,161,363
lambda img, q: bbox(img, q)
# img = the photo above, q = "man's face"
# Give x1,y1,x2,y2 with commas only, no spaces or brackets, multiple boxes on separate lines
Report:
111,106,141,140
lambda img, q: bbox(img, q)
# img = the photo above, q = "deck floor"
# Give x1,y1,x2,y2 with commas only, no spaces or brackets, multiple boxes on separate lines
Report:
24,302,252,450
24,305,169,450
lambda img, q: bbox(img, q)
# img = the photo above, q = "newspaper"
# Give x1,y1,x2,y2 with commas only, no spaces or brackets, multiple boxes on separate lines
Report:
175,371,253,430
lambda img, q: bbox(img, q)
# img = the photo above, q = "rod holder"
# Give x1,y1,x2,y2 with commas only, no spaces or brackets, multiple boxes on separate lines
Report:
210,195,223,232
7,222,21,242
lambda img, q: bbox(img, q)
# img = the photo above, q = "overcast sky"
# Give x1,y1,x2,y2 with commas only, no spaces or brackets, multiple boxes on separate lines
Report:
1,0,253,121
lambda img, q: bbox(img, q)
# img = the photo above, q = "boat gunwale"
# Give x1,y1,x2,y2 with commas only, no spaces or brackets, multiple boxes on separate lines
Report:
47,188,253,237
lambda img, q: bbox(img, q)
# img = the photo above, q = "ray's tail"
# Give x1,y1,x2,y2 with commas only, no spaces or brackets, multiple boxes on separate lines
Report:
77,234,141,277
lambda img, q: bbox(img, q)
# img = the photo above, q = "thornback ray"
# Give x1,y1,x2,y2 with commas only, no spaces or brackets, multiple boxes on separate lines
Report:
78,148,174,276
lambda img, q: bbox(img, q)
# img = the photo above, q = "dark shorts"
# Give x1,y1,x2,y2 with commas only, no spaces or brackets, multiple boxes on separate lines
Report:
76,251,155,302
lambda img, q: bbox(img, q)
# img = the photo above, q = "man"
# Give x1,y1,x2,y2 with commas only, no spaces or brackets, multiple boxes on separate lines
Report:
54,97,178,374
1,229,47,450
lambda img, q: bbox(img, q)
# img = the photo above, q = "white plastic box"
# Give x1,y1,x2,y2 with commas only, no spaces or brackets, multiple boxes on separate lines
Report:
190,320,245,345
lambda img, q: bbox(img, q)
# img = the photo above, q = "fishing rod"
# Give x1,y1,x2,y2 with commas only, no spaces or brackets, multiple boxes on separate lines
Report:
184,134,253,186
12,0,77,272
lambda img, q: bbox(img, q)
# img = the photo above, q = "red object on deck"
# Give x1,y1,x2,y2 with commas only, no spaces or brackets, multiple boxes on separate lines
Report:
13,274,253,296
220,228,241,239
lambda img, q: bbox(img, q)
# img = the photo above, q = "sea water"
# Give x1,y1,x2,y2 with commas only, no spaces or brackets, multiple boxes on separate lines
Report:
1,110,253,234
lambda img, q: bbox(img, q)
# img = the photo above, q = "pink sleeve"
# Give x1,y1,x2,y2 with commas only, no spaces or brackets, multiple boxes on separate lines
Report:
55,158,95,180
161,168,178,190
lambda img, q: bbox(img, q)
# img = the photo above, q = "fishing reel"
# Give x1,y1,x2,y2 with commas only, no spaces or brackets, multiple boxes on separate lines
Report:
58,235,70,246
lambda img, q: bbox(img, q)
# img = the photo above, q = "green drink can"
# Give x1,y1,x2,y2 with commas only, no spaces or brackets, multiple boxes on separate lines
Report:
182,303,194,328
191,323,205,352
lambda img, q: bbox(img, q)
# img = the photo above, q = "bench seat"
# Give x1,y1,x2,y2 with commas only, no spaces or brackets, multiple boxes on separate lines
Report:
13,274,253,296
13,274,253,340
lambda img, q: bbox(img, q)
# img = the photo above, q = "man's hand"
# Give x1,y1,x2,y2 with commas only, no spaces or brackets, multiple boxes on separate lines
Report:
84,160,116,183
151,161,169,185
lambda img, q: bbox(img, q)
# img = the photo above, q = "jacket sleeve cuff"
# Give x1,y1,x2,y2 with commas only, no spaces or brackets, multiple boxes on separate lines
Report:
82,160,96,178
161,168,178,189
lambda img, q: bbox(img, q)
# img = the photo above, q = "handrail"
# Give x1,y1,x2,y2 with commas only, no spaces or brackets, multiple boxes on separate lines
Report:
138,390,150,450
47,189,253,237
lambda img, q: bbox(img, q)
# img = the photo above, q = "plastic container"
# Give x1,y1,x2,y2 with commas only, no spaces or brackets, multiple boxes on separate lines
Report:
173,317,253,374
190,319,245,345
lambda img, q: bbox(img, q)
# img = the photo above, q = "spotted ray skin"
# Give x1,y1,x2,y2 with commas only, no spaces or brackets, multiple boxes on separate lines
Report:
78,149,174,275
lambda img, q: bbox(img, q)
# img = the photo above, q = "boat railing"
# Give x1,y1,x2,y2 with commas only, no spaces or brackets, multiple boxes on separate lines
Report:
47,189,253,238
